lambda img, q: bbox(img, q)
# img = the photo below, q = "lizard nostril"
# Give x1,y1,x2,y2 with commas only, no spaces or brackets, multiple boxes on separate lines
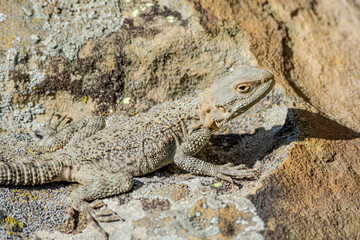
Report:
261,78,270,84
261,71,274,84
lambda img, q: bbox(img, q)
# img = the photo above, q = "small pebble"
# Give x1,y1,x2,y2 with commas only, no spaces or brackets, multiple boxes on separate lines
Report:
0,13,7,23
210,217,219,224
30,34,41,44
21,6,33,17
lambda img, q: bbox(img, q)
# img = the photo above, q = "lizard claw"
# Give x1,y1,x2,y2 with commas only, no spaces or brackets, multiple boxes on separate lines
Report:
66,199,123,239
90,199,107,209
221,162,235,167
222,162,248,170
89,200,124,221
94,213,124,222
217,163,259,181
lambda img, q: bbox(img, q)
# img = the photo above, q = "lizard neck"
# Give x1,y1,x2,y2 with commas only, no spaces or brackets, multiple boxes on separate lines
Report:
190,89,221,131
160,90,223,134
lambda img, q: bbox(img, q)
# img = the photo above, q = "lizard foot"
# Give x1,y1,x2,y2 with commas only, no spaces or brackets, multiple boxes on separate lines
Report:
89,199,124,222
66,199,123,239
29,110,68,139
216,162,259,182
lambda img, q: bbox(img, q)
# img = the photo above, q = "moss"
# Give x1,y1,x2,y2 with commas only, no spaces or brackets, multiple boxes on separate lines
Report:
121,18,161,37
10,36,131,115
27,147,41,156
11,70,30,84
13,189,39,201
34,51,129,115
139,2,188,27
0,215,26,236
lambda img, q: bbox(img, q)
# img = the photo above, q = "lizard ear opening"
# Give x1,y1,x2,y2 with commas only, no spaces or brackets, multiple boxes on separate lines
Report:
218,106,226,113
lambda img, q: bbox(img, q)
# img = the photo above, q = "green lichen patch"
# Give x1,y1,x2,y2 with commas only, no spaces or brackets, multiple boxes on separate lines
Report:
0,215,26,237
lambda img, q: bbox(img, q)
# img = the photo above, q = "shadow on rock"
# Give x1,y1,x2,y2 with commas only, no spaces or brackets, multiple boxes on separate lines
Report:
292,108,359,140
199,108,359,168
245,108,360,240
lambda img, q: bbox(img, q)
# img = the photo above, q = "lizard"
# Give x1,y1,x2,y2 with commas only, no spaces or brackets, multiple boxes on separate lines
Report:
28,110,106,152
28,110,131,153
0,65,275,238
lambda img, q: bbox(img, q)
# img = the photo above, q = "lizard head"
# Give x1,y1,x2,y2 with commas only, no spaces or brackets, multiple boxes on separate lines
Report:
200,65,275,130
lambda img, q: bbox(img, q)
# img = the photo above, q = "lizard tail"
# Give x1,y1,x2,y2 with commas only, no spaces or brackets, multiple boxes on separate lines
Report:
0,159,63,186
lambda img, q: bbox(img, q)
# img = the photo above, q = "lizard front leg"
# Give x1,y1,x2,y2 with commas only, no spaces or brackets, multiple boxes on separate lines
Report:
174,129,258,182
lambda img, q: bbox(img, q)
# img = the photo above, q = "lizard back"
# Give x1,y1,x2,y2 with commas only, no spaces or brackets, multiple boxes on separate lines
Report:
64,98,197,176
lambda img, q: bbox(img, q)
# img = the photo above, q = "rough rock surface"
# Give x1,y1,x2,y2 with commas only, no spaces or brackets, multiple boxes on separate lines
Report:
0,0,359,239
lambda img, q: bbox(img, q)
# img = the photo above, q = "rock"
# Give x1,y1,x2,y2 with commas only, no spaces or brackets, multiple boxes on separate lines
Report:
248,108,360,239
29,34,40,44
0,0,359,239
0,13,7,23
199,0,360,132
21,6,33,17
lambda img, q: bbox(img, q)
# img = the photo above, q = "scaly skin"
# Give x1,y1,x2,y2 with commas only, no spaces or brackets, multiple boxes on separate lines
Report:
0,65,275,239
29,112,106,152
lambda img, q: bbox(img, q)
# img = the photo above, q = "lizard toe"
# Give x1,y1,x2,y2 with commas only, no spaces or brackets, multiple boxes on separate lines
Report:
218,164,259,180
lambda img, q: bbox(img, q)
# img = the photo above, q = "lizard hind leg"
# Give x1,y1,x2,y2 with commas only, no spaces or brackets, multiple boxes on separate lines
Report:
66,164,134,239
67,116,106,146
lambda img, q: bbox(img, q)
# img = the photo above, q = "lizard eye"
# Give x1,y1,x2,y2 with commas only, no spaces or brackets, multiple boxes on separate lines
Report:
235,83,252,94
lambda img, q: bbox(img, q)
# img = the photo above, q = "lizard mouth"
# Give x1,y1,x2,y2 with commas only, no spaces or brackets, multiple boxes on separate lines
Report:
260,70,274,84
